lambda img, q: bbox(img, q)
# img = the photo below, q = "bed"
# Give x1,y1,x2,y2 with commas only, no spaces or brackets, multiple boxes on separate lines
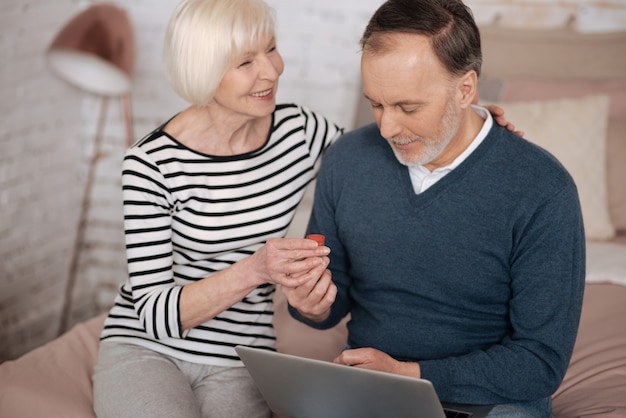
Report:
1,26,625,418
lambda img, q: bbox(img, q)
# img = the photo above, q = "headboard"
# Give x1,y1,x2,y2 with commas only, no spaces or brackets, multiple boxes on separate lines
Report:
353,27,626,240
479,26,626,240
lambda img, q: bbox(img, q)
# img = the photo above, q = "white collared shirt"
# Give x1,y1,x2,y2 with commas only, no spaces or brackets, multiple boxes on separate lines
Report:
408,105,492,194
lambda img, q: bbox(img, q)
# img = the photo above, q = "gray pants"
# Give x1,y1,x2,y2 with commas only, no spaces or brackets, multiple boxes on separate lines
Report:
93,340,271,418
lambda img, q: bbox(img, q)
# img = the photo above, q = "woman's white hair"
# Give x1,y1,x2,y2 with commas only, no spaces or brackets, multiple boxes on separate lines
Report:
163,0,276,106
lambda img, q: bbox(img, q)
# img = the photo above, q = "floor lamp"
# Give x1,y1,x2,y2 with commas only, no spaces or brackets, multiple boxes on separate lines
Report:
46,3,135,336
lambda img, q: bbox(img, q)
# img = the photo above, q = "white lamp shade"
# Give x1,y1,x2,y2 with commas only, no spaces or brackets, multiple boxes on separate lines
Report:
47,49,131,96
46,3,135,97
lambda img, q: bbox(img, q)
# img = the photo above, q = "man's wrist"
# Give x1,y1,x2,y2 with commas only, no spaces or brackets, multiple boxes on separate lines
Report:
395,361,421,379
300,309,331,323
287,304,332,328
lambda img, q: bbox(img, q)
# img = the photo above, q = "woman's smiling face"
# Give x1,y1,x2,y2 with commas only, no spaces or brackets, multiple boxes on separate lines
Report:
212,35,284,119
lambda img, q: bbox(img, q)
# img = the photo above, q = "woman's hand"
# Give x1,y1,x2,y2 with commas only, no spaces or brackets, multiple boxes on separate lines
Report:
485,104,524,137
248,237,331,288
179,237,329,330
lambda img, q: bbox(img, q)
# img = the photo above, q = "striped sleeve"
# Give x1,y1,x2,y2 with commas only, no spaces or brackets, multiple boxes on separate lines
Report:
299,104,344,165
122,144,185,339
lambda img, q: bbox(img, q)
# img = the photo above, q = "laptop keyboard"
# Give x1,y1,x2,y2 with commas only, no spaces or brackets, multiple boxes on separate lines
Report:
444,408,472,418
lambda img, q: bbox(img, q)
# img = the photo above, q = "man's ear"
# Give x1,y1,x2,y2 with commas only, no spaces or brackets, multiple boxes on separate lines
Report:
458,70,478,108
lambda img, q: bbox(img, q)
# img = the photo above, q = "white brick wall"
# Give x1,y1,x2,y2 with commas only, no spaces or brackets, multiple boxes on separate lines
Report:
0,0,89,360
1,0,624,361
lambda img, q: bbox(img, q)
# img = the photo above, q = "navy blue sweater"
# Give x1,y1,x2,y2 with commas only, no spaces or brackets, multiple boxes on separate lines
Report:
292,122,585,405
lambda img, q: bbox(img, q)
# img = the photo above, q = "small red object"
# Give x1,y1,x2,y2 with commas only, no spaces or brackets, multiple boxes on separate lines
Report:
306,234,326,245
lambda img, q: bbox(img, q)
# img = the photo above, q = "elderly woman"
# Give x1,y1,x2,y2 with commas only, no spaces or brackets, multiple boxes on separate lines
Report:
93,0,337,417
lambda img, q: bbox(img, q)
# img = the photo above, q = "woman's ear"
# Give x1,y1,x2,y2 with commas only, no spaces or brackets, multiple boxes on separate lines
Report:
458,70,478,108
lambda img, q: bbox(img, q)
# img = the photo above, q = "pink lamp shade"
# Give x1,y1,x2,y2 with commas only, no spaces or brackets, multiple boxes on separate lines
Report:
46,3,135,97
48,4,136,335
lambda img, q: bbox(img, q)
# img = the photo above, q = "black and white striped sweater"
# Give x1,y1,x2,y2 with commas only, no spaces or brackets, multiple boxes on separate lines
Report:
100,104,342,366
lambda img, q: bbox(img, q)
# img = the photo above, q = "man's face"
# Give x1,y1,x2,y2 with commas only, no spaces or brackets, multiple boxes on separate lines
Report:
361,33,464,170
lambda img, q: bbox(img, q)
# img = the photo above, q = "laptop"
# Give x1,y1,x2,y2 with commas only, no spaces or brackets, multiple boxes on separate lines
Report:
236,345,494,418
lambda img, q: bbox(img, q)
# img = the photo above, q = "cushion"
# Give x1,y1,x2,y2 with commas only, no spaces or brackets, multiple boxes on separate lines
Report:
0,314,105,418
482,94,614,240
499,79,626,234
606,119,626,232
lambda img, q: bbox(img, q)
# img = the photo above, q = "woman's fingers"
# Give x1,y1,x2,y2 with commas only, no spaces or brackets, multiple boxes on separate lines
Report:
263,238,330,284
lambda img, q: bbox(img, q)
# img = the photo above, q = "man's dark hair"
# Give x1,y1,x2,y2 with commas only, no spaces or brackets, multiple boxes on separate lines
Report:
360,0,482,77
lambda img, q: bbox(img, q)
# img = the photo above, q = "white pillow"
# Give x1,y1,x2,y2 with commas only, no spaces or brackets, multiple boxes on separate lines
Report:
483,94,614,240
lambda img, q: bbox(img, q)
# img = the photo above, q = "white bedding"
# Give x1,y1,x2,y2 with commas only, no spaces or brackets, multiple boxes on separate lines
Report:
585,241,626,286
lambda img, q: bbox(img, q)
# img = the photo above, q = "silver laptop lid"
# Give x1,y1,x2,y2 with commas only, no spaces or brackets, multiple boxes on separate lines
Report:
236,345,448,418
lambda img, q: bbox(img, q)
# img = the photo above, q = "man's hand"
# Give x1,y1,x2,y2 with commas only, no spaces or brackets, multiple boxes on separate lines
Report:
333,347,421,379
281,266,336,323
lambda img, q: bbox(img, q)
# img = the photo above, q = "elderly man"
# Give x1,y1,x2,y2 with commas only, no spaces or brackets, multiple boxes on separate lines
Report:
283,0,585,416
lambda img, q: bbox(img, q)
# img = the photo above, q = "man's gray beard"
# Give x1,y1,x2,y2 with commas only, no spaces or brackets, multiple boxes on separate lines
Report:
388,99,460,168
